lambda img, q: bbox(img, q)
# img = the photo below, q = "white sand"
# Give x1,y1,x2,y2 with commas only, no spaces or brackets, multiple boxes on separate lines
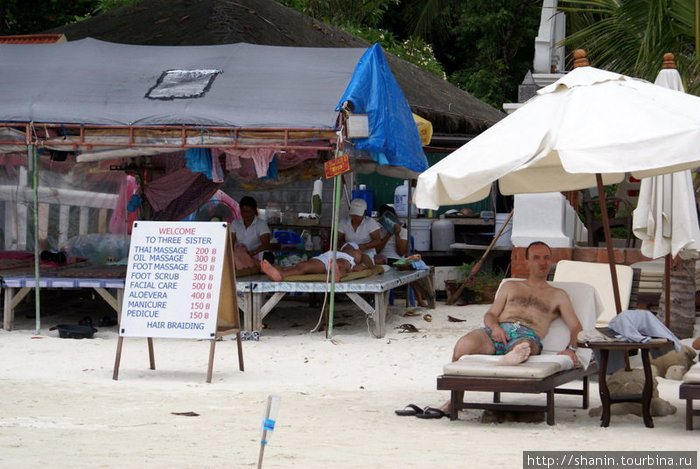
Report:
1,295,698,468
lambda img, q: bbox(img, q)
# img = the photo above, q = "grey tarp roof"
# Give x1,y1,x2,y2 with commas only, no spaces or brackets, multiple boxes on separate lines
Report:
43,0,504,136
0,38,365,128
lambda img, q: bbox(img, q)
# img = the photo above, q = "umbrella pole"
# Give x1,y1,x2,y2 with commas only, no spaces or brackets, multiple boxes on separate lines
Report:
595,174,623,314
664,254,672,328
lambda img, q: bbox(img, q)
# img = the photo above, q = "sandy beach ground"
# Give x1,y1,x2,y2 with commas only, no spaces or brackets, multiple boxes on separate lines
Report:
1,292,698,468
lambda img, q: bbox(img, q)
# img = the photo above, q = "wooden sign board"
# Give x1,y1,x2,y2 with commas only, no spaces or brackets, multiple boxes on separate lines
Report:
114,221,243,382
120,221,228,339
324,153,350,178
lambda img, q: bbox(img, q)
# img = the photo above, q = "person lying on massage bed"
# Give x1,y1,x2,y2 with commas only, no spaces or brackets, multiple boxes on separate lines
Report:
260,242,373,282
433,241,582,416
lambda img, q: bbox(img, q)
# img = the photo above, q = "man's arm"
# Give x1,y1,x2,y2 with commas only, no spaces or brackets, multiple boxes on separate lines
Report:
482,281,510,343
556,289,582,366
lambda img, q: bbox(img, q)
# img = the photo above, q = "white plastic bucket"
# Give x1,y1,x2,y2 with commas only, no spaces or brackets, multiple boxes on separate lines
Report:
410,219,432,251
394,180,409,217
494,213,513,247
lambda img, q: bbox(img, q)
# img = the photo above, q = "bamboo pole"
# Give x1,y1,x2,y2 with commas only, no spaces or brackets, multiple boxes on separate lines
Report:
446,209,514,305
30,144,41,334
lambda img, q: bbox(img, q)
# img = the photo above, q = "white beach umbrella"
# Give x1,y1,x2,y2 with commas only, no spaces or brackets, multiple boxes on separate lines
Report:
415,50,700,311
632,53,700,327
416,55,700,209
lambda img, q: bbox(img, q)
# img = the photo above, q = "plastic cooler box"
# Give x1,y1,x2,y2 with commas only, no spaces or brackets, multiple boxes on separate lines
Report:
273,230,301,248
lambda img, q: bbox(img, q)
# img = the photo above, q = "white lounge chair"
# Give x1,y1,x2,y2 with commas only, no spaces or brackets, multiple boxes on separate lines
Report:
437,280,603,425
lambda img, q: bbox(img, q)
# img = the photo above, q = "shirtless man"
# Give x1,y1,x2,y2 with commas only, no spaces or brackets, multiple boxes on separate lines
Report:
451,241,581,366
260,242,373,281
435,242,582,415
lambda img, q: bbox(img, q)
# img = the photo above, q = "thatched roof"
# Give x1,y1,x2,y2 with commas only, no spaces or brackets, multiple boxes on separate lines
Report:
46,0,504,136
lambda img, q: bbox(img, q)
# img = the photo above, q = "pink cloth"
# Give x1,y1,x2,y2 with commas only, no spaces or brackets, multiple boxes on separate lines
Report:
144,168,200,213
109,175,139,234
214,147,275,177
276,145,319,170
211,153,224,183
211,144,319,178
213,190,241,220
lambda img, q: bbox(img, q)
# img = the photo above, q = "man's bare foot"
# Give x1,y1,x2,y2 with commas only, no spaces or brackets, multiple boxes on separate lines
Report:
260,259,282,281
498,342,531,365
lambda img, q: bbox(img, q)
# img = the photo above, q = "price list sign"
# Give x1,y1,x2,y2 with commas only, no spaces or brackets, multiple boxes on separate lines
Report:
120,221,228,339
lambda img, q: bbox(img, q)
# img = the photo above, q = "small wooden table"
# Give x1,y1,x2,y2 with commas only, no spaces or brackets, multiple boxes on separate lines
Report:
577,339,673,428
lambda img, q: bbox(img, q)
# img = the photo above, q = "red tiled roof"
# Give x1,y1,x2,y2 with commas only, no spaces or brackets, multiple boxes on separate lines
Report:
0,34,66,44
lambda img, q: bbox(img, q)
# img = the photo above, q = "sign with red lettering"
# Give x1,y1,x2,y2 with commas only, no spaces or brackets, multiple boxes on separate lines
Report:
324,154,350,178
119,221,228,339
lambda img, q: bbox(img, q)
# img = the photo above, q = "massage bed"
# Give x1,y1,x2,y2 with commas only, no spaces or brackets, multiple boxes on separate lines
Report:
238,267,431,338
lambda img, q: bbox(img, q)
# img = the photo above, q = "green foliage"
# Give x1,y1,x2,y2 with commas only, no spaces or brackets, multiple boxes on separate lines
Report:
342,25,446,77
457,261,506,293
0,0,138,33
280,0,540,104
1,0,97,34
277,0,399,27
443,0,542,107
278,0,445,77
559,0,699,95
93,0,140,14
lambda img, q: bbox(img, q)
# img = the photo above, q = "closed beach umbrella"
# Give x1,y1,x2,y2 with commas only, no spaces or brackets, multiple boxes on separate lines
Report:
632,53,700,328
415,50,700,310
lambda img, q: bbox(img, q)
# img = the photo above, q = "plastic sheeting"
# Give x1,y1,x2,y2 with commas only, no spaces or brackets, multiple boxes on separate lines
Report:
336,44,428,174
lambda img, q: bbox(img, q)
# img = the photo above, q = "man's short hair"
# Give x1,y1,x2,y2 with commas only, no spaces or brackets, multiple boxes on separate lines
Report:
525,241,552,259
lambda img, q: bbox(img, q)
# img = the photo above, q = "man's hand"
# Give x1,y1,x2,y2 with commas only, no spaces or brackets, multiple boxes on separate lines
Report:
490,325,508,343
559,348,579,367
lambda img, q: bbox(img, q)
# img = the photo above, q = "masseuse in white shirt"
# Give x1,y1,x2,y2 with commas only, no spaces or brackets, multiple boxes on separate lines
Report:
230,196,272,262
337,198,382,258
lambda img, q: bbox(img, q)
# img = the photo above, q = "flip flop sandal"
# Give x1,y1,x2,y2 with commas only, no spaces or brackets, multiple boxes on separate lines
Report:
415,407,447,419
396,323,419,333
394,404,424,416
423,314,432,322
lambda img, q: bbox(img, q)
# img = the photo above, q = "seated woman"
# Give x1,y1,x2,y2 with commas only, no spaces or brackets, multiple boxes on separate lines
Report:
230,196,273,265
338,198,382,258
375,204,409,265
260,242,373,282
375,204,430,308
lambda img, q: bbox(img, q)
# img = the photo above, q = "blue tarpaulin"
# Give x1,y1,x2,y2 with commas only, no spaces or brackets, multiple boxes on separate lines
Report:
336,44,428,173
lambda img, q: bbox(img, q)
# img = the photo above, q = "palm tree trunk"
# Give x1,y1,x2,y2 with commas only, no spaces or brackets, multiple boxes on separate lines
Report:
658,257,696,338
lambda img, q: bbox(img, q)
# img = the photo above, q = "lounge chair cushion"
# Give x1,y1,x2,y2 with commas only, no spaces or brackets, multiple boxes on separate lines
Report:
442,281,603,378
553,260,633,327
444,354,572,378
683,362,700,384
